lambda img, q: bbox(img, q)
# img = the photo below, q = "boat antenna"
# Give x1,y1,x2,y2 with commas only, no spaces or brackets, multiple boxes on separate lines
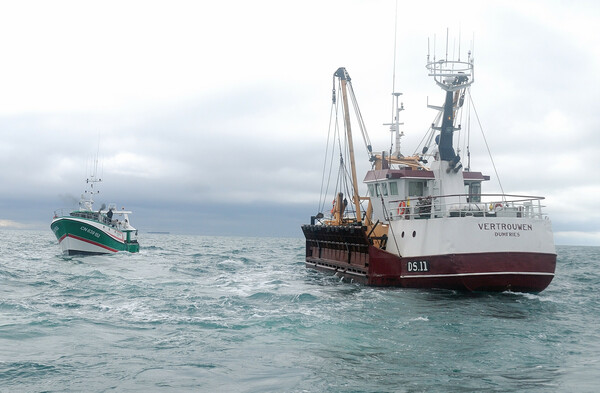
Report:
389,0,399,160
94,136,100,178
427,37,430,62
458,25,461,61
471,32,475,62
387,0,403,160
391,0,398,98
445,27,449,62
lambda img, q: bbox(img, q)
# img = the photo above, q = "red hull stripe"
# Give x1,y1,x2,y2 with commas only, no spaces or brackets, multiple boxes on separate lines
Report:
62,234,119,253
402,271,555,279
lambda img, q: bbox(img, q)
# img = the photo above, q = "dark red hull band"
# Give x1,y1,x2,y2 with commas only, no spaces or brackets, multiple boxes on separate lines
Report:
302,225,556,292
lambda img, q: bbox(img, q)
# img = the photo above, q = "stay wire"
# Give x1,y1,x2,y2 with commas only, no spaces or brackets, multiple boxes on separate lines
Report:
318,100,336,213
468,90,505,197
348,82,373,159
320,83,344,214
412,112,441,157
457,94,464,158
466,92,471,170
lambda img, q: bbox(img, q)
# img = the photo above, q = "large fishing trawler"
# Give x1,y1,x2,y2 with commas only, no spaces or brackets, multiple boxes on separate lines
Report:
301,50,556,292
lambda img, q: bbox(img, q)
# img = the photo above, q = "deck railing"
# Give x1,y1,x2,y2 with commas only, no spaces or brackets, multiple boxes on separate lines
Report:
52,209,120,228
386,194,547,221
53,208,75,219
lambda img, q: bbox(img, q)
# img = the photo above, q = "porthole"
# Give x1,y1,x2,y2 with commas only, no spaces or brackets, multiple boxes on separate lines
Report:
412,231,416,238
401,231,405,238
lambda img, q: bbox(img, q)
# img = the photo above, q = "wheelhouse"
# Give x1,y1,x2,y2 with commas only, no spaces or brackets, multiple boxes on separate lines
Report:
364,168,489,222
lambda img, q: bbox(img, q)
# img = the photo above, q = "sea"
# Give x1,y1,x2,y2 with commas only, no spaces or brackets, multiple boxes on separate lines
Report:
1,230,599,392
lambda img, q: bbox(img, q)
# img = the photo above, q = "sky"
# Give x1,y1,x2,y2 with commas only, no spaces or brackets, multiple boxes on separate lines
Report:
0,0,599,245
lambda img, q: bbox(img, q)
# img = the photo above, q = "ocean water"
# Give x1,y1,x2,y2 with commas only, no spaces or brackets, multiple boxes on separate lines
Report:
1,230,599,392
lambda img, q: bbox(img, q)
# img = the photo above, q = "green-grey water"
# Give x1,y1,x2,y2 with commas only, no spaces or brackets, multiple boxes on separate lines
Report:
1,230,599,392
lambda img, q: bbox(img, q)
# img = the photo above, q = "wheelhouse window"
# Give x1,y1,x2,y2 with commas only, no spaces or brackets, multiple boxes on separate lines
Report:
368,184,375,197
381,182,388,196
408,181,424,197
467,181,482,202
368,182,395,198
389,181,398,196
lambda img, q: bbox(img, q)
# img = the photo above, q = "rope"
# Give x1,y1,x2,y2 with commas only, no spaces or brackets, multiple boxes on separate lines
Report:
318,101,336,213
457,93,464,157
319,84,343,213
412,112,441,157
466,91,472,170
468,91,505,197
347,82,373,159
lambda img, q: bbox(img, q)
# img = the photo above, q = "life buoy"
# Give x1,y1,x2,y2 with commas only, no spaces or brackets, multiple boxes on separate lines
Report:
397,201,407,215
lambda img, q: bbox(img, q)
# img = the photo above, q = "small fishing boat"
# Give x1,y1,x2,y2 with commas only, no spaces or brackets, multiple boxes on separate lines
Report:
51,171,139,256
301,48,556,292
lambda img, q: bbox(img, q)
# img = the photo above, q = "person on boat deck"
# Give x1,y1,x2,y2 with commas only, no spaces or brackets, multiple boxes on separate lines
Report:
107,208,116,226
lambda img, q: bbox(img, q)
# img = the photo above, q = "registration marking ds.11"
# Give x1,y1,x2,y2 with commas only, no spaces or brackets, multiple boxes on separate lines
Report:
407,260,430,272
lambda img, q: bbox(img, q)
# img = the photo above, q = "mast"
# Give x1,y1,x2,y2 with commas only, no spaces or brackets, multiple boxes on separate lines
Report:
438,89,458,162
80,153,102,211
426,53,474,170
384,92,404,158
335,67,362,224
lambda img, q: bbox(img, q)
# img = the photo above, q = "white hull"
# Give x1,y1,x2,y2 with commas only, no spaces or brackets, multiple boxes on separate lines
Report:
58,235,117,255
387,216,555,258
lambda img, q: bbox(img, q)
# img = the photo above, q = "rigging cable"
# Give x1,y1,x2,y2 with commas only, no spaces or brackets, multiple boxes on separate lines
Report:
335,79,356,219
334,89,348,213
412,111,441,157
319,82,344,214
347,82,373,159
318,98,336,213
466,90,471,171
457,92,465,159
468,90,506,197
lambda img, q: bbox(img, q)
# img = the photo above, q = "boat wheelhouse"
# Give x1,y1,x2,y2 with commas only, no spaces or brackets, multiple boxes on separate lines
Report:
364,167,489,224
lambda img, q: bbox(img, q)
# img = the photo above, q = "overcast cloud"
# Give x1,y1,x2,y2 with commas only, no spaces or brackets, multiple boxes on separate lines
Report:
1,0,599,244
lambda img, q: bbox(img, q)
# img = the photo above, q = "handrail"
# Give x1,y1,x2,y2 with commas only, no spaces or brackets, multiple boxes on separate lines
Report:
52,208,127,229
388,193,545,204
386,193,547,221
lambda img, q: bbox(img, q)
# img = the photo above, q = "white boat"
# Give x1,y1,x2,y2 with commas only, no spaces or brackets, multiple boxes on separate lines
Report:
51,169,139,256
302,49,556,292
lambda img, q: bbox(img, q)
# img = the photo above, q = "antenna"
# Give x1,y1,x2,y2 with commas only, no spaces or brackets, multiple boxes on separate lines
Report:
427,37,430,62
445,27,449,62
388,0,402,159
458,25,461,61
391,0,398,97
